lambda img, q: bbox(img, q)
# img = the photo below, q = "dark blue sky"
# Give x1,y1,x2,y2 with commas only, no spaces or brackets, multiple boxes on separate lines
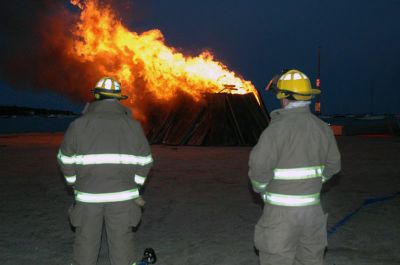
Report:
1,0,399,114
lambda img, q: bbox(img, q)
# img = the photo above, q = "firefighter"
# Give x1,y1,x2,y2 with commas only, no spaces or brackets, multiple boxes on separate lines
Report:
249,69,341,265
57,77,153,265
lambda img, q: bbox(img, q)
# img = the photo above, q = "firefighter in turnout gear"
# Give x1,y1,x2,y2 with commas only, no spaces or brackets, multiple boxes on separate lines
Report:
58,77,153,265
249,69,341,265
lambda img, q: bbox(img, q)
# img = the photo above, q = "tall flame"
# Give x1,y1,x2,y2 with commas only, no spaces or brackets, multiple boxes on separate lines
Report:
69,0,259,121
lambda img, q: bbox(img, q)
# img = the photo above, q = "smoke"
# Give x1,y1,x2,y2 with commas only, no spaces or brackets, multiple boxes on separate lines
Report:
0,1,83,101
0,1,126,103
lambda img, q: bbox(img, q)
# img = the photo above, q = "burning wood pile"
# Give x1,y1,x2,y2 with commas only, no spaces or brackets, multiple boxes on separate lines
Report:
147,91,269,145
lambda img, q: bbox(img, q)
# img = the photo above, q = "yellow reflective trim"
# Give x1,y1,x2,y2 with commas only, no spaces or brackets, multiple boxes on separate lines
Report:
65,175,76,184
73,154,152,165
134,174,146,185
262,192,320,207
250,179,268,190
57,150,75,164
322,175,328,183
75,189,139,203
274,166,324,180
58,150,153,166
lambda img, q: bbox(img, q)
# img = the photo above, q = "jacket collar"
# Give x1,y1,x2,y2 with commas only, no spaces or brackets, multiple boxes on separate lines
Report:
285,101,311,109
84,99,130,115
270,105,311,120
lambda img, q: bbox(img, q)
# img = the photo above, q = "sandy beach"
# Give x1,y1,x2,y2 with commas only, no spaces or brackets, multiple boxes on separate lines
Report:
0,133,399,265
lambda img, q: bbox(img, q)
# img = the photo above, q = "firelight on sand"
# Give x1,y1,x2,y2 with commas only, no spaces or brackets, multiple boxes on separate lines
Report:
69,0,260,121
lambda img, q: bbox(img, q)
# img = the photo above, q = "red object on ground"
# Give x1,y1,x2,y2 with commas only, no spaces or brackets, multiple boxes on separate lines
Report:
330,125,343,136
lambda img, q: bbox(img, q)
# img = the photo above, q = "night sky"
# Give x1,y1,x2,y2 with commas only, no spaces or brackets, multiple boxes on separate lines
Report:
0,0,399,114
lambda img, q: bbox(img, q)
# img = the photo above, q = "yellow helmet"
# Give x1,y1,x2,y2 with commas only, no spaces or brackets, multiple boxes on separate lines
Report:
276,69,320,101
93,77,128,100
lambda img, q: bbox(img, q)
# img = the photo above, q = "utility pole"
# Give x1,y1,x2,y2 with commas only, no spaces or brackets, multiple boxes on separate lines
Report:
370,79,374,115
315,46,321,115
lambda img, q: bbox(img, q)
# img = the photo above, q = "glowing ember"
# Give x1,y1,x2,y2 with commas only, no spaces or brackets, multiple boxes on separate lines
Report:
69,0,260,119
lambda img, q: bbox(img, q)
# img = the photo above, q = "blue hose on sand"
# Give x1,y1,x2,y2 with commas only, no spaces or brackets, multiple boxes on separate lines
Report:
327,191,400,237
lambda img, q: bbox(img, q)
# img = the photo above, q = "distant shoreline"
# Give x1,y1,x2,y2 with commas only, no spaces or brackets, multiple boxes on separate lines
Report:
0,105,77,117
0,108,398,136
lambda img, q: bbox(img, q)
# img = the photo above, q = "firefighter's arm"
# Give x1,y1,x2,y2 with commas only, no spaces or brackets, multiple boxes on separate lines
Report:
132,124,153,207
132,123,153,188
248,129,277,194
57,122,77,186
322,130,341,183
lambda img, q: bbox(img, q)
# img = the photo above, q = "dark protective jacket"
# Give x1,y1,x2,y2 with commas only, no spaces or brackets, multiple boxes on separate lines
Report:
57,99,153,203
249,105,340,206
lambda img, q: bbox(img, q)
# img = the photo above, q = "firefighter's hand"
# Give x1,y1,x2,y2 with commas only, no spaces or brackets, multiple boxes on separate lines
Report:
134,196,146,207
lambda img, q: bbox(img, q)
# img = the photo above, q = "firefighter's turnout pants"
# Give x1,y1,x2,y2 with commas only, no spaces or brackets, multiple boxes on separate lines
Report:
69,200,142,265
255,203,327,265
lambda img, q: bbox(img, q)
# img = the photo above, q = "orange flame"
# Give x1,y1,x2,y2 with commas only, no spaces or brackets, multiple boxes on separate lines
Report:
69,0,259,120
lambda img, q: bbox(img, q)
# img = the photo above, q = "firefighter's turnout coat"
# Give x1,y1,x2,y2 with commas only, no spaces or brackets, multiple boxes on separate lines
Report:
58,99,153,265
249,105,340,265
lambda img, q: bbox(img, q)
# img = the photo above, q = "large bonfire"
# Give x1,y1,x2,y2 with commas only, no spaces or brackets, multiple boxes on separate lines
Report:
67,0,259,124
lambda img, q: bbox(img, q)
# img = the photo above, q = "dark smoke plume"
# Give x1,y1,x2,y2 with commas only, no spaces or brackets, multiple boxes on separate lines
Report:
0,1,113,102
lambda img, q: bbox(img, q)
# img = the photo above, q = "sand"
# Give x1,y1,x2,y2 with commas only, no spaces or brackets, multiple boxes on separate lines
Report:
0,134,399,265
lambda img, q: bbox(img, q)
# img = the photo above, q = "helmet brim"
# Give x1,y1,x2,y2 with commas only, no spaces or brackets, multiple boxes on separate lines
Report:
92,88,128,100
276,88,321,101
278,88,321,96
310,88,321,95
